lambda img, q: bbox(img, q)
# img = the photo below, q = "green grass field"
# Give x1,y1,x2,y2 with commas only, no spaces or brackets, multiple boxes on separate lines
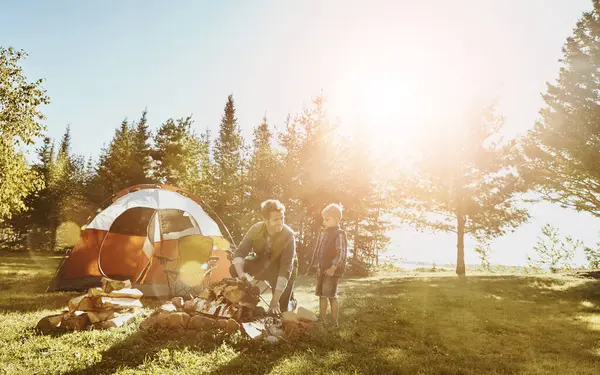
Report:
1,251,600,375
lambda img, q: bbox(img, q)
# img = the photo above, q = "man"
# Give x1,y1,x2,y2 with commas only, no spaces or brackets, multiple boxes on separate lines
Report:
230,199,298,315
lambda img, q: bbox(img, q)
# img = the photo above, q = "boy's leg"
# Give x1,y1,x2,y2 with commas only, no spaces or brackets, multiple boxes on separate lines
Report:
315,274,327,321
320,297,328,320
329,298,338,325
322,276,341,326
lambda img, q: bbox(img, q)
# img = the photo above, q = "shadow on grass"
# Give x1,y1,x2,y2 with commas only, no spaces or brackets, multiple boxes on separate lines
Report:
6,260,600,374
205,274,600,374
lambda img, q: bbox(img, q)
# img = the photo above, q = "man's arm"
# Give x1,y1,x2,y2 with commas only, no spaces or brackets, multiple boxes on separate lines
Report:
232,224,257,278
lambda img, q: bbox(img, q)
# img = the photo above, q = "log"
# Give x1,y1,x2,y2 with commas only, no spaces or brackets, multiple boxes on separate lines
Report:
88,287,143,299
95,297,143,309
94,310,140,329
68,295,99,312
63,311,90,331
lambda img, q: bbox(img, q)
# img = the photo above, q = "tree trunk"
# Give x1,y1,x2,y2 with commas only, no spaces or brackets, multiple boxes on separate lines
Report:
353,217,359,262
456,215,466,276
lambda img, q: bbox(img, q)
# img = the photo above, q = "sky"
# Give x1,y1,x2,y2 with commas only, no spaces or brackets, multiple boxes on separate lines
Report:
2,0,599,267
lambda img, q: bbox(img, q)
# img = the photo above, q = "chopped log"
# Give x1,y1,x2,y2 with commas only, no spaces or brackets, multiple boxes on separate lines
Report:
297,307,318,322
87,310,118,324
225,319,241,334
223,287,244,304
94,310,140,329
88,287,143,299
63,312,90,331
160,302,177,313
95,297,143,310
281,311,298,324
171,297,184,309
167,312,190,330
188,315,217,331
68,295,99,312
101,277,132,293
241,320,266,339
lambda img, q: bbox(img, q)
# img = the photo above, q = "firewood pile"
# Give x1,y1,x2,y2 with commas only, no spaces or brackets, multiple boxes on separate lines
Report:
36,278,143,333
139,278,319,343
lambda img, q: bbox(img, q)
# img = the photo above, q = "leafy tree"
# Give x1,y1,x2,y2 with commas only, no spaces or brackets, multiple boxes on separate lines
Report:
517,1,600,216
583,233,600,269
0,47,50,222
398,101,529,276
527,224,580,273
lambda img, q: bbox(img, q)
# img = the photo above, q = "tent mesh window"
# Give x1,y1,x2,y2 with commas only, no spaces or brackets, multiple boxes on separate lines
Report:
110,207,157,236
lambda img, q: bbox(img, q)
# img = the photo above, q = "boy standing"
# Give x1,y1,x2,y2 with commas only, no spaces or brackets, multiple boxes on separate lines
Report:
308,203,348,327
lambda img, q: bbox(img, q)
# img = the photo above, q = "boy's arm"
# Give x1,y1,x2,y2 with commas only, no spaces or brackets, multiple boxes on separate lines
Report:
329,231,348,271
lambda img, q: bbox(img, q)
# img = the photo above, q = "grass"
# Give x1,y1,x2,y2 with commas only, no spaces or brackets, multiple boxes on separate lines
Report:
1,251,600,374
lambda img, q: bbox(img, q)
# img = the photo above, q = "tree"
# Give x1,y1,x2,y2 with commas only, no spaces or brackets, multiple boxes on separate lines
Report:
130,108,154,185
94,118,134,201
213,95,245,242
398,101,529,276
527,224,580,273
244,114,281,228
517,2,600,216
0,47,50,222
153,116,206,191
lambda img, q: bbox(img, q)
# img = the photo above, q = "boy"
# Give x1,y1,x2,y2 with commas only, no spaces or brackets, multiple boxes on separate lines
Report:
308,203,348,327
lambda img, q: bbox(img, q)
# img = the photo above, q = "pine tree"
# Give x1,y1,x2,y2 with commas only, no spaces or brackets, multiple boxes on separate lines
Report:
517,1,600,216
213,95,245,242
94,118,134,201
399,101,529,276
244,114,281,228
130,108,153,185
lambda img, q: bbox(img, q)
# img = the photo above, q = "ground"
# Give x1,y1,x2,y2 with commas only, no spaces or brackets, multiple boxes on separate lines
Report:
1,251,600,375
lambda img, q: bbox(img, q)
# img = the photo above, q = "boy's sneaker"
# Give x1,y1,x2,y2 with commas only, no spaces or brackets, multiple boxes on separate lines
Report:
328,322,339,328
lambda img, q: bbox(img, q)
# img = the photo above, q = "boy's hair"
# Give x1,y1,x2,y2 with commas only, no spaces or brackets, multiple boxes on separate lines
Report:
322,203,344,221
260,199,286,219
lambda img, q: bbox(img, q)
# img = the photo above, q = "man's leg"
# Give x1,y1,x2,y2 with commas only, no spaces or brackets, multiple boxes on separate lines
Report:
278,267,297,312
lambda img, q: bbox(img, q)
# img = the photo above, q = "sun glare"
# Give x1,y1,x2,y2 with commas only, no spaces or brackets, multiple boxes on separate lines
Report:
335,69,427,154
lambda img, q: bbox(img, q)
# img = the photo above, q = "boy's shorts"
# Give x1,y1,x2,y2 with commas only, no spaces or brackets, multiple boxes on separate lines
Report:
315,275,340,298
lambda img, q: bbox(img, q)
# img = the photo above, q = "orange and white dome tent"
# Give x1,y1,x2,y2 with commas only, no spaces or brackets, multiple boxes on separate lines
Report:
47,184,233,297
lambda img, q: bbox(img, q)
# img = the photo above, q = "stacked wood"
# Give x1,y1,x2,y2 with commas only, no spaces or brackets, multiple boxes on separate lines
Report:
138,277,317,344
36,277,143,333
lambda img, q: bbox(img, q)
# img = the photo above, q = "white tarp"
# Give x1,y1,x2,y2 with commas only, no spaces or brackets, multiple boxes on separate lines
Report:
87,188,222,238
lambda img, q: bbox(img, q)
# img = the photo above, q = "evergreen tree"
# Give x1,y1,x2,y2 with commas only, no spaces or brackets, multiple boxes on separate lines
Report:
244,114,281,228
398,101,529,276
213,95,245,242
94,118,134,201
517,1,600,216
130,108,154,185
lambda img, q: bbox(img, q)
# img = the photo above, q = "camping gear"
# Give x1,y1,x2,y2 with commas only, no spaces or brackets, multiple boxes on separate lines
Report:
47,184,232,297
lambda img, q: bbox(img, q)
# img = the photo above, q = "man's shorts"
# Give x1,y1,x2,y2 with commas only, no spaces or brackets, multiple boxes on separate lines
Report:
315,275,340,298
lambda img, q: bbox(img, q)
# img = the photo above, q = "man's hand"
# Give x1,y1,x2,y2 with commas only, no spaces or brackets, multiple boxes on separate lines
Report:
268,301,281,315
325,266,337,277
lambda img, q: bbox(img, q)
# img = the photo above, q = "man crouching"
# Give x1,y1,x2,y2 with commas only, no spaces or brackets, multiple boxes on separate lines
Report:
230,199,298,315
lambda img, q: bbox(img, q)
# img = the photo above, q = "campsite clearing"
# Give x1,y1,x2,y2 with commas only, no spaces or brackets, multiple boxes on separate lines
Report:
1,251,600,374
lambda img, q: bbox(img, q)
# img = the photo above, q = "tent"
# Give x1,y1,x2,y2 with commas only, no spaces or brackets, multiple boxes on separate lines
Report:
47,184,233,297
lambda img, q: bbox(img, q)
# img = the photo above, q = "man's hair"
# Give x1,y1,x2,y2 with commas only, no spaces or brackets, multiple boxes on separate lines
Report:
322,203,344,221
260,199,286,219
